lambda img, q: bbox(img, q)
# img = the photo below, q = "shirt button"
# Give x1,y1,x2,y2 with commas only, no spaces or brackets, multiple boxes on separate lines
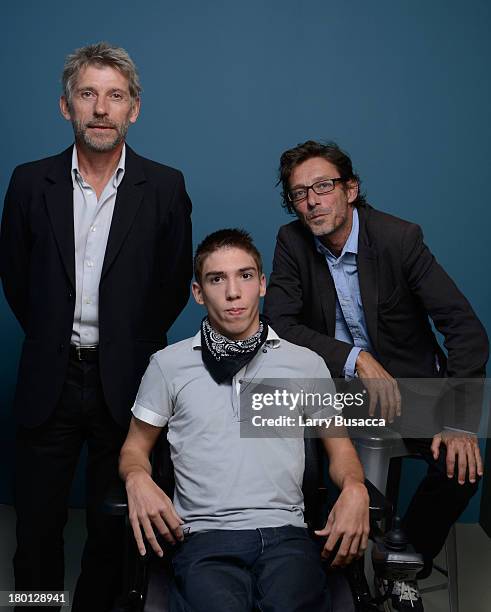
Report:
262,348,267,353
90,226,96,232
86,260,94,267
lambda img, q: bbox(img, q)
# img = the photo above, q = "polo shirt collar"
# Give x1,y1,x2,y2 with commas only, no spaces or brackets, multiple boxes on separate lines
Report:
192,324,281,350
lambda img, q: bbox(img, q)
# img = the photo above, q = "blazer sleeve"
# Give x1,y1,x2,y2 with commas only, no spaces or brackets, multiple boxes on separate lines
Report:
264,226,353,378
401,223,488,378
157,170,193,332
0,167,30,331
400,223,488,433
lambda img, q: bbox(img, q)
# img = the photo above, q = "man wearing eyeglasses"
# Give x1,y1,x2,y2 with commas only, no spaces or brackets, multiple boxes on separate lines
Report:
263,140,488,611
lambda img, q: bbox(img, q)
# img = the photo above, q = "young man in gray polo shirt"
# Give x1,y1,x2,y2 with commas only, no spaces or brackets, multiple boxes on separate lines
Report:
119,229,369,612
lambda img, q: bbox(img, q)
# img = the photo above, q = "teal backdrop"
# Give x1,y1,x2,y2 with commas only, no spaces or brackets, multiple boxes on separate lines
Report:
0,0,489,522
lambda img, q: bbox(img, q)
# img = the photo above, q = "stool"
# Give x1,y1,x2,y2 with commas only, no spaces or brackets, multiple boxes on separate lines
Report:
353,427,459,612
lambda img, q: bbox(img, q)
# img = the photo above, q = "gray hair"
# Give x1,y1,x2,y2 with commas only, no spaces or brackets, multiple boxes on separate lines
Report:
62,42,141,107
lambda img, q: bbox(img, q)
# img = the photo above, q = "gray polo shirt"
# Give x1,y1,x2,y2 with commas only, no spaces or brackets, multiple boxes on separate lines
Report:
132,327,336,532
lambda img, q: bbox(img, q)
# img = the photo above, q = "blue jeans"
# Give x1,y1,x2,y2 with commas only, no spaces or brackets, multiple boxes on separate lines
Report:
169,525,331,612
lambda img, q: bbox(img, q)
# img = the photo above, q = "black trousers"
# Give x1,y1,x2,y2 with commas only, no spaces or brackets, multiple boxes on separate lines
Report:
13,356,127,612
399,437,480,577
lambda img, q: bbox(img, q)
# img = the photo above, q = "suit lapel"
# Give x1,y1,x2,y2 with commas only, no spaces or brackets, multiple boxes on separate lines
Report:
313,246,337,336
44,147,76,288
357,207,378,349
101,146,146,280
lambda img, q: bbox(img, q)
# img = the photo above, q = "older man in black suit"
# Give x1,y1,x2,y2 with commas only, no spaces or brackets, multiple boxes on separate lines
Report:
264,140,488,611
0,42,192,611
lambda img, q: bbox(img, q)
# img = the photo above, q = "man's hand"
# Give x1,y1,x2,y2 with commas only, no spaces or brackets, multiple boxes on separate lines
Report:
314,481,369,567
125,470,184,557
431,431,484,485
355,351,401,423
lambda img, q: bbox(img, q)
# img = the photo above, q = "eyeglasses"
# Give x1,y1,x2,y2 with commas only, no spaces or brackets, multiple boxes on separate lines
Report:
286,178,346,205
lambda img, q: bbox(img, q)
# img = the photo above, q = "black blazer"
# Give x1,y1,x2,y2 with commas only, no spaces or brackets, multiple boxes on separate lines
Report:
264,205,488,381
0,145,193,428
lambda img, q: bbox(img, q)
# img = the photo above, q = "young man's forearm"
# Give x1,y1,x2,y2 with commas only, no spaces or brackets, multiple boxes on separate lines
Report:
331,455,365,491
321,436,366,491
119,445,152,482
119,417,163,483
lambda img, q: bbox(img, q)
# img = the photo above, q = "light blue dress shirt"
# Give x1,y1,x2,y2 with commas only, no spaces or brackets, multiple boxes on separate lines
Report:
315,208,374,378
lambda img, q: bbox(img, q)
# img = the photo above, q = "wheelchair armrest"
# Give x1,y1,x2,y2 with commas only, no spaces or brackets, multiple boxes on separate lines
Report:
102,476,128,516
365,478,391,522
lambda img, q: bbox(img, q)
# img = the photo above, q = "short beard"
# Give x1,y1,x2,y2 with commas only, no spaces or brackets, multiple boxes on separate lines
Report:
297,213,336,238
72,118,130,153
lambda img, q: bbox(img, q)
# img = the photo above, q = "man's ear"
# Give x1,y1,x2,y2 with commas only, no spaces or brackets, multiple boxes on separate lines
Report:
345,179,359,205
129,96,141,124
60,96,72,121
259,273,266,298
192,281,205,305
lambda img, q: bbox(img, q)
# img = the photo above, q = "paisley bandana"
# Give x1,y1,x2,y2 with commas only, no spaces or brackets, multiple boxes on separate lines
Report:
200,316,268,384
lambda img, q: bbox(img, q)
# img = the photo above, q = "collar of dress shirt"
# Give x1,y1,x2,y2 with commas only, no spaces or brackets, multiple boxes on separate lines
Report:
71,143,126,189
315,206,359,260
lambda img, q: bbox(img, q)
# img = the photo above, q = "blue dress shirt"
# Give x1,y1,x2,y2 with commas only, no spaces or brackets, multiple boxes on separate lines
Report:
315,208,375,378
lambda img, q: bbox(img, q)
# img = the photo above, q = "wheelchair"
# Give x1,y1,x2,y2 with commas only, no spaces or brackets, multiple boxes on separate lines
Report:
105,432,423,612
